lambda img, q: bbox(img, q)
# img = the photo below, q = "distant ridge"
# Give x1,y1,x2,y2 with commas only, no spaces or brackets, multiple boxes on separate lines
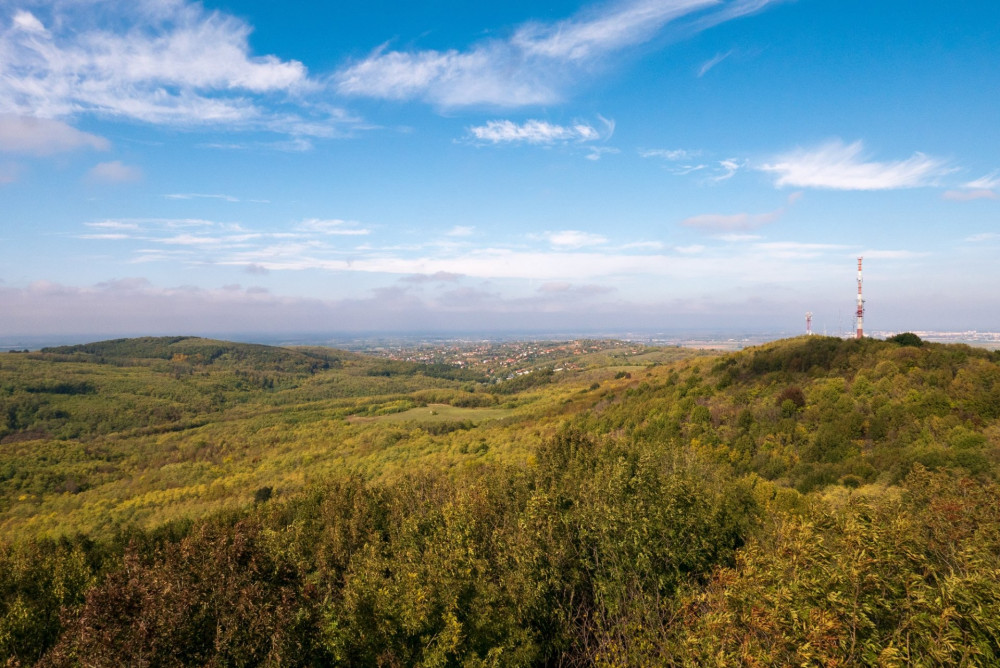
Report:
40,336,350,372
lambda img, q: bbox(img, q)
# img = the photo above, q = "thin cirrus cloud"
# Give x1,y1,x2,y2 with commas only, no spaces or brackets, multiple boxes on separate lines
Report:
335,0,782,107
697,49,732,77
297,219,371,236
539,230,609,249
0,1,352,138
72,215,932,301
758,139,951,190
942,170,999,201
681,192,801,232
165,193,272,204
640,147,745,180
639,148,697,160
467,117,611,145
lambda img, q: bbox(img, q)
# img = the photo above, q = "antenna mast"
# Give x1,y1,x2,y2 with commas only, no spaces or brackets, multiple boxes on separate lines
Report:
806,311,813,336
855,257,864,339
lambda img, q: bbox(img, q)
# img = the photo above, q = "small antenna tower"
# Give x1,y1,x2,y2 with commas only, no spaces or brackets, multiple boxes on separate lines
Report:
805,311,813,336
855,257,865,339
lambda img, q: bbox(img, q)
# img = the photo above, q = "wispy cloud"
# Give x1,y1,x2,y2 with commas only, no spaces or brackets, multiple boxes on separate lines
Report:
639,148,698,160
445,226,475,237
467,117,611,145
539,230,609,249
716,233,762,242
682,192,800,231
712,158,743,182
639,147,741,180
964,170,1000,190
759,139,950,190
75,214,930,294
0,115,109,155
942,189,996,201
86,161,142,183
943,170,1000,200
964,233,1000,243
165,193,271,203
78,233,132,240
335,0,782,108
586,146,621,161
297,219,371,235
0,2,356,138
697,49,732,77
85,220,140,231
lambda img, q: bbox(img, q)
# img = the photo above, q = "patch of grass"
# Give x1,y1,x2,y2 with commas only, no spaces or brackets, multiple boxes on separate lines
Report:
350,404,514,424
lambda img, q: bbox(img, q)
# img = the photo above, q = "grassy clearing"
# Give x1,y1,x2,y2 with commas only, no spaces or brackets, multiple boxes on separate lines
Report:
348,403,514,424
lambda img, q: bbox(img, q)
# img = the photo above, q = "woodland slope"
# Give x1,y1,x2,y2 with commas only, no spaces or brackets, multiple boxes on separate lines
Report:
2,334,1000,666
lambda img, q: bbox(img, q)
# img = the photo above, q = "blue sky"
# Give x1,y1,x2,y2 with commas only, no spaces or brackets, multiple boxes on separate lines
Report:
1,0,998,338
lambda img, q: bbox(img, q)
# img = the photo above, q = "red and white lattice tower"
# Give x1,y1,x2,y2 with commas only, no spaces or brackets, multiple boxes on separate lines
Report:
855,257,865,339
806,312,813,336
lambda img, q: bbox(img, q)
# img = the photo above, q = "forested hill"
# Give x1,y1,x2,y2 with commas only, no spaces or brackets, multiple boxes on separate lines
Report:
40,336,349,372
594,333,1000,491
3,334,1000,665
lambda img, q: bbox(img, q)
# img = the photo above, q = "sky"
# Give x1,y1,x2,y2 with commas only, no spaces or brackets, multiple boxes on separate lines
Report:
1,0,998,340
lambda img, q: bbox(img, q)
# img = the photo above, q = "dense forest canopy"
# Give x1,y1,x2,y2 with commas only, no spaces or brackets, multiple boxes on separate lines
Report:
2,334,999,665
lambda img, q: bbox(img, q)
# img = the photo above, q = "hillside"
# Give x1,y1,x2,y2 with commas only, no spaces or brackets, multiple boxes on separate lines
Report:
2,335,1000,665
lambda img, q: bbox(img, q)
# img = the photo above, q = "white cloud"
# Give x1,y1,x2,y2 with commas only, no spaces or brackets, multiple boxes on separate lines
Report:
759,139,950,190
78,233,132,240
586,146,621,161
0,1,354,137
542,230,609,249
965,233,1000,243
683,212,763,230
86,160,142,183
75,214,923,297
12,10,45,34
944,171,1000,200
336,0,782,108
445,225,474,237
85,220,140,230
697,49,732,77
159,234,223,246
639,148,696,160
468,119,605,145
297,219,371,235
0,116,109,155
964,170,1000,190
712,158,743,182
